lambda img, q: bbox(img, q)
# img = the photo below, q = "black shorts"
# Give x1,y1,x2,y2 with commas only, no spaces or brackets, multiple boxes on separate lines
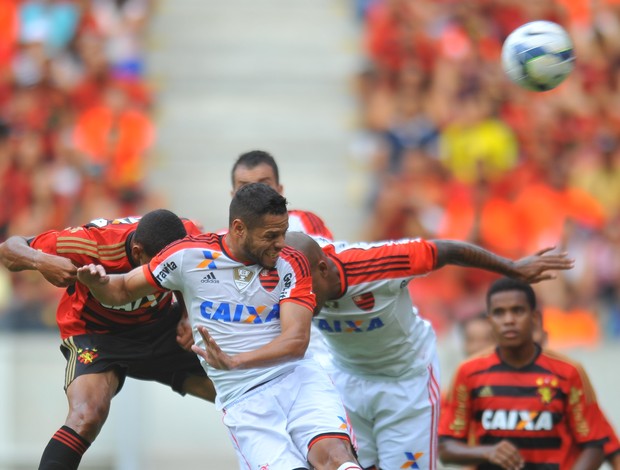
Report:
60,313,206,395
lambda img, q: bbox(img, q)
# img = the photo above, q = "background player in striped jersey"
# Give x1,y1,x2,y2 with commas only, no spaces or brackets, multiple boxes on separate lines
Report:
77,184,362,470
439,278,608,470
284,232,574,470
0,210,216,470
458,299,620,469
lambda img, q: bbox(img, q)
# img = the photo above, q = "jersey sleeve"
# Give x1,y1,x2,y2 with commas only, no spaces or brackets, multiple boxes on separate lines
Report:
438,362,473,441
144,243,186,292
30,227,98,265
288,209,334,240
566,364,610,447
279,246,316,314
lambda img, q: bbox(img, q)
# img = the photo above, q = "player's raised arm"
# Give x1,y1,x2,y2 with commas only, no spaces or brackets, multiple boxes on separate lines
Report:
192,301,313,370
77,263,157,305
0,235,77,287
432,240,574,283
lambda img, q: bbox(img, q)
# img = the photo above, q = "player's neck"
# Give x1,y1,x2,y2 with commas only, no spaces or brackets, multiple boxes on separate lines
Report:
498,341,539,369
222,233,251,264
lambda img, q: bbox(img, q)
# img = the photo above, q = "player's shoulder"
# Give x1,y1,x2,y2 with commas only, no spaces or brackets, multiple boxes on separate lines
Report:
457,347,499,374
538,348,587,376
164,232,221,253
280,245,311,270
288,208,333,239
56,216,138,243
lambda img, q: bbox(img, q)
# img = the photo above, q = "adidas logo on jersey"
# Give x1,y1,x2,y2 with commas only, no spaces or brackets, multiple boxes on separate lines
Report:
200,272,219,283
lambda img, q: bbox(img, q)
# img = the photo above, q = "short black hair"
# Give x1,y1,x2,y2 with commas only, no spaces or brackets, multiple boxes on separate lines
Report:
486,277,537,311
134,209,187,257
229,183,287,229
231,150,279,185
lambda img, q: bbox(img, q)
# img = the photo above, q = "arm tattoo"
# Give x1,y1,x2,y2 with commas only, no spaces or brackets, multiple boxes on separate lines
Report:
433,240,517,276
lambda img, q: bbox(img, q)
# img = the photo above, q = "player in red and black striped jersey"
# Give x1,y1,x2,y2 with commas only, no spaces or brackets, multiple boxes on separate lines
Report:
439,278,607,470
0,210,216,470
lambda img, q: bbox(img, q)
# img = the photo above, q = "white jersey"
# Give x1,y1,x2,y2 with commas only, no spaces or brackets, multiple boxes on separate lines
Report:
315,239,438,379
144,233,316,409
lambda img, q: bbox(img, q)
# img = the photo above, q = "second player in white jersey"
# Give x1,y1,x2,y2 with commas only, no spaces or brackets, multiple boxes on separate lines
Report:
286,232,575,470
316,239,437,379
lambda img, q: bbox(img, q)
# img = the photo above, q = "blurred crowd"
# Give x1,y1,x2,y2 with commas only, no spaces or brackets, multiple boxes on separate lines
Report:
0,0,156,329
1,0,619,347
351,0,620,346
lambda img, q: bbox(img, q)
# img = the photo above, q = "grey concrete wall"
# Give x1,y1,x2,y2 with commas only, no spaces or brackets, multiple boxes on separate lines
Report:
0,333,617,469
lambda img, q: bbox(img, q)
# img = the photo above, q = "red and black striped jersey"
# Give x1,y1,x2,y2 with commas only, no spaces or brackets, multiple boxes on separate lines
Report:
29,216,201,338
439,345,609,469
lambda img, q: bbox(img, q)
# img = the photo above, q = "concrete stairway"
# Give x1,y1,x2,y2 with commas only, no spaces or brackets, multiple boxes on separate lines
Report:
146,0,365,240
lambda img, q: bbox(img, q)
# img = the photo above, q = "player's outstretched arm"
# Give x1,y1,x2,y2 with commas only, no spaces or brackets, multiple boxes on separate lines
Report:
0,236,77,287
191,302,312,370
439,438,524,470
432,241,574,283
77,264,156,305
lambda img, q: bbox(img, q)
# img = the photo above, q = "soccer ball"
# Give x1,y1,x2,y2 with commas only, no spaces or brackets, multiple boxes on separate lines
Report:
501,20,575,92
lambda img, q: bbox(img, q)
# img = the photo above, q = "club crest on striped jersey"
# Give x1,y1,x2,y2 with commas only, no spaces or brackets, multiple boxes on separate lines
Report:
352,292,375,311
536,377,558,404
259,268,279,292
233,267,254,290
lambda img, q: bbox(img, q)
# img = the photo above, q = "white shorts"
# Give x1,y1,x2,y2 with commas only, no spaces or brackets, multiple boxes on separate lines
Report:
223,361,356,470
331,353,441,469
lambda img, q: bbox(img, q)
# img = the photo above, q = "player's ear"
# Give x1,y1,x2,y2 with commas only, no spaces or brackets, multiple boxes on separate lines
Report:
317,259,329,279
230,219,246,238
276,183,284,195
130,242,146,265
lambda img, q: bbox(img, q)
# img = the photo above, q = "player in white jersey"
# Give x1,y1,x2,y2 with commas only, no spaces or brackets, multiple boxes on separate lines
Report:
285,232,574,470
76,184,361,470
230,149,334,367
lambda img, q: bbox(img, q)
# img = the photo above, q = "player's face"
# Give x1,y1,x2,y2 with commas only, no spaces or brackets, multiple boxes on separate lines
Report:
240,213,289,269
487,290,538,349
232,164,284,195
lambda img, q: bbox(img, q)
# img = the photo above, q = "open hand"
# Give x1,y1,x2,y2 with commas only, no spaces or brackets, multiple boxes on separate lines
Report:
512,247,574,283
191,325,238,370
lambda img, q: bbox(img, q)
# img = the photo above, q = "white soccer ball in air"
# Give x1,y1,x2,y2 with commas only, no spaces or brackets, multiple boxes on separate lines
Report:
501,20,575,92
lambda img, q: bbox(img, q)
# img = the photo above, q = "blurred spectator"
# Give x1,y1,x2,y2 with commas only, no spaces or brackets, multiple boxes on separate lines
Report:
354,0,620,342
0,0,155,330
